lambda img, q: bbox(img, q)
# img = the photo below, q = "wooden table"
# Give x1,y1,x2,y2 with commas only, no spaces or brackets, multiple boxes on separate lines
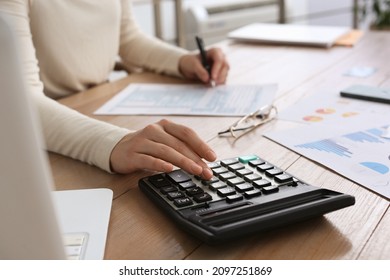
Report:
52,31,390,259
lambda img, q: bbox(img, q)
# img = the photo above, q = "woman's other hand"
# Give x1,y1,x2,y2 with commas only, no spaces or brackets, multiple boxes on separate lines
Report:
179,47,229,86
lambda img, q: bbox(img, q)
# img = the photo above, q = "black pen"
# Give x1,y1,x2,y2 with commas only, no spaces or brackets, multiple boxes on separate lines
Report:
195,36,215,87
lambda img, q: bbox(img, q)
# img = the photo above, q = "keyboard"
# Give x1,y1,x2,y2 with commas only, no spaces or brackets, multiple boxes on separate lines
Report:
63,232,88,260
139,155,355,244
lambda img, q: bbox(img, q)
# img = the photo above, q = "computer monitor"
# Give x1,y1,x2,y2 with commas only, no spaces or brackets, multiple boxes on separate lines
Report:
0,13,112,260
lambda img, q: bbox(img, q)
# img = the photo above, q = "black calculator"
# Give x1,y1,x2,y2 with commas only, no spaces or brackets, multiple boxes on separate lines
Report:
139,155,355,244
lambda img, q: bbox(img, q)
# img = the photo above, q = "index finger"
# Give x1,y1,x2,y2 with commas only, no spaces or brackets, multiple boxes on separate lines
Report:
207,48,226,81
159,119,217,162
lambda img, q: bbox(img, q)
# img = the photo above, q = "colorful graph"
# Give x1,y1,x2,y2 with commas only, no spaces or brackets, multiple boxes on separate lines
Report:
294,126,390,181
360,162,389,174
342,112,359,118
344,131,385,143
303,115,323,122
266,122,390,198
316,108,335,114
302,108,361,122
295,139,353,157
367,128,390,140
296,127,389,158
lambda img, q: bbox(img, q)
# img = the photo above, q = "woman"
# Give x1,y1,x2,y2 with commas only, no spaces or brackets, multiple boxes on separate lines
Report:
0,0,230,179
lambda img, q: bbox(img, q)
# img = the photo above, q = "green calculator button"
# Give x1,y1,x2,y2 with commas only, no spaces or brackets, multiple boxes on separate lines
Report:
239,155,258,164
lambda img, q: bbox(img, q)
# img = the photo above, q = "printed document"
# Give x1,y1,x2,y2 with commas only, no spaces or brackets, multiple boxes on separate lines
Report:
94,83,277,116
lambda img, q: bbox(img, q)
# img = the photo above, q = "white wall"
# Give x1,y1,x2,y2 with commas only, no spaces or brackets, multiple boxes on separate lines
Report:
132,2,156,35
290,0,354,27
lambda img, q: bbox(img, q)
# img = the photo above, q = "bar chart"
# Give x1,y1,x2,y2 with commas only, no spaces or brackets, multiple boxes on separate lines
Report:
266,123,390,199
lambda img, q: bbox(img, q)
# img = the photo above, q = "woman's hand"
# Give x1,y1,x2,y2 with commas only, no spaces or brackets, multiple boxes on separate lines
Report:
109,119,217,179
179,47,230,86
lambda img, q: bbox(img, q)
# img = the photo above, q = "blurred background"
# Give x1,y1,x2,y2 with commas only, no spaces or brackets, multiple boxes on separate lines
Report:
131,0,390,50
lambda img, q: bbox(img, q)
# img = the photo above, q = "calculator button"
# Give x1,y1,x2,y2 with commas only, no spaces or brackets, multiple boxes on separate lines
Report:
174,197,193,207
228,163,245,172
257,164,274,172
148,174,171,188
253,179,272,188
217,187,236,197
236,168,253,177
179,181,196,190
248,159,266,167
186,187,204,196
274,174,294,183
262,185,279,194
193,193,212,203
167,191,185,200
235,182,254,192
219,172,236,181
238,155,258,164
213,167,229,175
167,170,191,183
226,194,244,203
227,177,245,187
244,189,262,198
209,181,227,191
201,176,219,185
207,162,221,169
220,158,239,167
161,186,178,194
244,173,262,182
265,168,283,178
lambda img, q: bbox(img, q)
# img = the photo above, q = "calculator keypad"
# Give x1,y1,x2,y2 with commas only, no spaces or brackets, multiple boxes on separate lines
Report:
146,155,298,209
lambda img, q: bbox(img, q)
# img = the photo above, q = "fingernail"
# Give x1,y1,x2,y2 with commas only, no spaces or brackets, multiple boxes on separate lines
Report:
191,163,203,175
206,150,217,161
163,163,173,172
203,168,213,179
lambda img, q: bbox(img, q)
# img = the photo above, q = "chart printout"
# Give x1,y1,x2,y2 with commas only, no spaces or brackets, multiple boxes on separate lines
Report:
265,115,390,199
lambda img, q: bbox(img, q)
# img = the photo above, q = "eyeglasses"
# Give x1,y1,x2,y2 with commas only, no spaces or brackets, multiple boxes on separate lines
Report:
218,105,278,139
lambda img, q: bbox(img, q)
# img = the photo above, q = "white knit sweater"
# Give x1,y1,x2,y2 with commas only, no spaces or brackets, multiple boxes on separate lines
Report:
0,0,187,172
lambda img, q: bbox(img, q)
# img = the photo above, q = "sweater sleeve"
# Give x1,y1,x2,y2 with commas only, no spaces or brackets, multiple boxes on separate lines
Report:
118,0,188,77
0,0,130,173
